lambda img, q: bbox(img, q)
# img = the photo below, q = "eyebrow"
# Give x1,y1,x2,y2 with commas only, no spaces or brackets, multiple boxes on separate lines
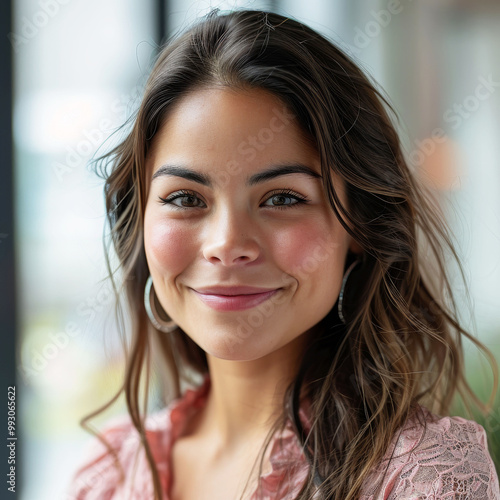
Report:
151,163,322,187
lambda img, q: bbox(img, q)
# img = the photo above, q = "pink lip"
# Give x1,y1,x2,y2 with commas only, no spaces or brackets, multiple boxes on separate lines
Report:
192,285,278,295
190,287,282,311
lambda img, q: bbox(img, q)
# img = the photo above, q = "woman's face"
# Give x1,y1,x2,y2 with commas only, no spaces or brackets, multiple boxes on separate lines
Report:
144,86,357,361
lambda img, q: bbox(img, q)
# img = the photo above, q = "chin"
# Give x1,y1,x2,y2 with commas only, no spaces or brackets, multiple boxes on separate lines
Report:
203,340,263,361
195,332,275,361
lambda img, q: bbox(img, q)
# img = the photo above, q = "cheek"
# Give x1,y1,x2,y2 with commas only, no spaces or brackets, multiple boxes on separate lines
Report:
144,218,195,274
273,218,347,282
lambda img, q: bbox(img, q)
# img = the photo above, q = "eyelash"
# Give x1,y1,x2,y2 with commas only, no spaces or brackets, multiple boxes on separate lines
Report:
158,188,310,211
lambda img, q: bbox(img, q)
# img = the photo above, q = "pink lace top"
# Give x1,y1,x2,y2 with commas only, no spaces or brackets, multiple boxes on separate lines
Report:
66,375,500,499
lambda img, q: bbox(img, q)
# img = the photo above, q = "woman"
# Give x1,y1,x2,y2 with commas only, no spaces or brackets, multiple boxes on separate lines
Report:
67,8,499,500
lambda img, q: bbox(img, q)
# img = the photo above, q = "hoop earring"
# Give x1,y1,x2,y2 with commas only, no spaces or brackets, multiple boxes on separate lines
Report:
144,275,178,333
337,259,362,325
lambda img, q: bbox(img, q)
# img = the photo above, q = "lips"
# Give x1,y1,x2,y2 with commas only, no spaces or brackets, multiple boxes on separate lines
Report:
192,285,279,296
190,286,282,311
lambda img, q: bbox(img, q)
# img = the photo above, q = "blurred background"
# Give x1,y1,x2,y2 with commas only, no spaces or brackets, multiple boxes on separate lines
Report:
1,0,499,498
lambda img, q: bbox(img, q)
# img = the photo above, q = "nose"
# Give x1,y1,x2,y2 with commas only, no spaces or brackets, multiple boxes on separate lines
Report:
202,205,261,266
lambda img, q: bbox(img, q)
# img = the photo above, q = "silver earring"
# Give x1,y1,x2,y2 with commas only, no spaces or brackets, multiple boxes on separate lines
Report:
144,275,178,333
338,259,362,324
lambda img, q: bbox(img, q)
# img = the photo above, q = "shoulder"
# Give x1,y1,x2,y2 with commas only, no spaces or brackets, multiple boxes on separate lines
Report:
65,375,210,499
64,407,172,500
363,407,500,499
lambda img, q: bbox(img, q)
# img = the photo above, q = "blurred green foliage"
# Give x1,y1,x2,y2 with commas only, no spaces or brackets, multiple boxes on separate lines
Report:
450,340,500,477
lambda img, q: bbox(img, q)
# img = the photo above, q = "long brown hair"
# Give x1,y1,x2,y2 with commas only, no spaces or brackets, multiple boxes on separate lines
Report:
83,8,498,499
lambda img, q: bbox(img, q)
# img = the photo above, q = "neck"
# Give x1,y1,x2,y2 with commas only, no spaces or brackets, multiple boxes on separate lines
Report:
193,331,313,456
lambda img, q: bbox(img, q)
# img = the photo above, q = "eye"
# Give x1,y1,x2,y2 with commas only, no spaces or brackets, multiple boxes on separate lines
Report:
261,189,310,210
158,188,310,211
158,189,205,209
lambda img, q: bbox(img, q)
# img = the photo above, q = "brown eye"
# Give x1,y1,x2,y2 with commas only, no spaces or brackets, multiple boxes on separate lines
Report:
262,189,310,210
158,190,206,209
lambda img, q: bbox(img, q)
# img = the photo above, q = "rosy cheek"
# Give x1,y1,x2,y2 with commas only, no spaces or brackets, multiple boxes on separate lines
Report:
272,219,345,281
145,219,195,275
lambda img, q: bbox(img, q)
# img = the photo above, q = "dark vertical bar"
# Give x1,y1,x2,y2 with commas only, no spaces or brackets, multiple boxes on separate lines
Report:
156,0,168,45
0,0,18,498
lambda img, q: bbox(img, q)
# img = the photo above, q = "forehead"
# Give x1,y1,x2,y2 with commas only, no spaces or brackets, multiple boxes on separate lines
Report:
146,86,321,182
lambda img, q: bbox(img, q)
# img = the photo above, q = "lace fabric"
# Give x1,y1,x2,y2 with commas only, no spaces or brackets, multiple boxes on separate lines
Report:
361,407,500,499
66,376,500,499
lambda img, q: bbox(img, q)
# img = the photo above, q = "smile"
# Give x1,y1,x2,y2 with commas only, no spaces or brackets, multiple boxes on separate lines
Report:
190,288,281,311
